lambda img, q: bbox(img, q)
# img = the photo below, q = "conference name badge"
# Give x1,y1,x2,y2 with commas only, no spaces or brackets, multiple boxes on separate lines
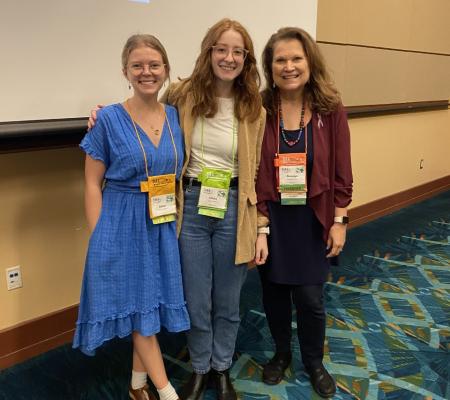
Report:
197,167,232,219
141,173,176,224
275,153,307,205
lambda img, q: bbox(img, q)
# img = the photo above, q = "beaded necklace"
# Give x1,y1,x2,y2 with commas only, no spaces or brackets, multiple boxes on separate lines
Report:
279,98,305,147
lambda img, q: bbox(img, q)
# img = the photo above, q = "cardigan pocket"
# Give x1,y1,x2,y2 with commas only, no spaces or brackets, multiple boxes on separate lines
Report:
247,191,257,205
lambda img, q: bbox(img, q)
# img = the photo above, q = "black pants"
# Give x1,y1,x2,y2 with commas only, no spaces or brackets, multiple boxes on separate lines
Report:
259,269,325,369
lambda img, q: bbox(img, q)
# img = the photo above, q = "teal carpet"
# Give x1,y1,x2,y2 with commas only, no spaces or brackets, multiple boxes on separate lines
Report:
1,191,449,399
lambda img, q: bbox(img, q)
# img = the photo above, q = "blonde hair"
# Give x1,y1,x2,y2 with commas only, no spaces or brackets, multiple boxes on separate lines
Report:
261,27,341,116
121,34,170,78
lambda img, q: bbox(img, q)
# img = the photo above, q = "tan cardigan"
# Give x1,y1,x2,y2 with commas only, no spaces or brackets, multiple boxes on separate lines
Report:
162,82,266,264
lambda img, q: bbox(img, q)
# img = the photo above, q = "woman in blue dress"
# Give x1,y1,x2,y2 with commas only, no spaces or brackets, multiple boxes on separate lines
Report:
73,34,190,400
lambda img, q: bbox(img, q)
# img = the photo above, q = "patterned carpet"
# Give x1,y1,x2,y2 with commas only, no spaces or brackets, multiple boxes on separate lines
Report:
1,191,449,399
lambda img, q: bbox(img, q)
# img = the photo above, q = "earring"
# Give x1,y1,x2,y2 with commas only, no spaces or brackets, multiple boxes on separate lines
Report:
128,82,131,90
272,82,276,88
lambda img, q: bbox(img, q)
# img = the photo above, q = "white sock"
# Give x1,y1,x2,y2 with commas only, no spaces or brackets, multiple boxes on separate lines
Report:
131,370,148,390
157,382,178,400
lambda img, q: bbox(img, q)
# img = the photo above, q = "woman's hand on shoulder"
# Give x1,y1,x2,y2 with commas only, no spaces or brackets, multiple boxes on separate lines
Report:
326,223,347,258
87,104,104,131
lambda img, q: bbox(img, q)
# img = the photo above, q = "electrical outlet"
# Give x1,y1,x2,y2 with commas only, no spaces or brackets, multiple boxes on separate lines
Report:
6,266,23,290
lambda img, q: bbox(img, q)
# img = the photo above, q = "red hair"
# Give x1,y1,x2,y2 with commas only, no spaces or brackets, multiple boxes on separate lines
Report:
176,19,261,122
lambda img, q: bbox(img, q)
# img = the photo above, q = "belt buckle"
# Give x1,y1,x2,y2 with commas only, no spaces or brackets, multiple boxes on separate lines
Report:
185,177,194,192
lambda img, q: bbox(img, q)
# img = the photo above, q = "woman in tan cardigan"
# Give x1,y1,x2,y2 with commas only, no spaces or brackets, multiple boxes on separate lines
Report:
163,19,265,400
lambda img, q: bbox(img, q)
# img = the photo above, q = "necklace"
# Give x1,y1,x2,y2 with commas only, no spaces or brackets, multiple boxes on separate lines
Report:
126,99,163,136
149,104,163,135
279,98,305,147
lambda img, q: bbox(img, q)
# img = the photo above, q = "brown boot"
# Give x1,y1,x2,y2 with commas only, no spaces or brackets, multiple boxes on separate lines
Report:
179,372,209,400
210,369,238,400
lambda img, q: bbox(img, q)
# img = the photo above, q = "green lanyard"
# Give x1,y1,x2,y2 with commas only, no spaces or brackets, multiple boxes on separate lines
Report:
196,115,237,219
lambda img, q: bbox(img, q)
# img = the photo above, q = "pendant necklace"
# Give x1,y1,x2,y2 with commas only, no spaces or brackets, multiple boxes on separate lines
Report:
279,98,305,147
149,104,163,135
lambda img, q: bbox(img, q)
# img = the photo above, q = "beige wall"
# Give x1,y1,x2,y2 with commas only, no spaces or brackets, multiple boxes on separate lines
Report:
317,0,450,207
319,43,450,106
317,0,450,105
318,0,450,54
350,110,450,207
0,149,87,330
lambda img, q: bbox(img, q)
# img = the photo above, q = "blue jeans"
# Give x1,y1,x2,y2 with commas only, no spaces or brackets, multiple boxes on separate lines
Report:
179,185,247,373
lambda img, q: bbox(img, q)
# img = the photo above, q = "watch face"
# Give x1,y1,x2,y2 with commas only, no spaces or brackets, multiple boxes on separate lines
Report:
341,216,349,224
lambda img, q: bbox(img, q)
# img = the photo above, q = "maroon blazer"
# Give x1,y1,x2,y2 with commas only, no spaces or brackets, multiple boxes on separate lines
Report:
256,103,353,242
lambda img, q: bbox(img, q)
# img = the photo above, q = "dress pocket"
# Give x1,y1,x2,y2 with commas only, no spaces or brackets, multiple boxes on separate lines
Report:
90,205,105,239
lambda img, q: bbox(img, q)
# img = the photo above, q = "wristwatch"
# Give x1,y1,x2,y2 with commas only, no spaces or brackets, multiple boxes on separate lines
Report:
334,216,349,224
257,226,270,235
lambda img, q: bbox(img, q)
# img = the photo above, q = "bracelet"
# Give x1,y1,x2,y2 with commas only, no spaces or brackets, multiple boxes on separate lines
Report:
257,226,270,235
334,216,349,224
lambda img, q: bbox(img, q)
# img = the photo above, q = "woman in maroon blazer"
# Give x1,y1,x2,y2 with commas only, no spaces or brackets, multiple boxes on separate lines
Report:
254,27,353,398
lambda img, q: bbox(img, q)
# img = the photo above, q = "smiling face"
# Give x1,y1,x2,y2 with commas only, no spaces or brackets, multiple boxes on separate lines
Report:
123,45,167,98
211,29,246,85
272,39,310,95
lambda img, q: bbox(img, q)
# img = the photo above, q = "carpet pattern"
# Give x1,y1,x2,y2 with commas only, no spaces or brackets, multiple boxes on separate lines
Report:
231,218,449,399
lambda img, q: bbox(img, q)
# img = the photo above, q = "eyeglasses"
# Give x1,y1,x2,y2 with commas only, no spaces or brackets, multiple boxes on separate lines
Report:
128,62,166,74
211,45,249,61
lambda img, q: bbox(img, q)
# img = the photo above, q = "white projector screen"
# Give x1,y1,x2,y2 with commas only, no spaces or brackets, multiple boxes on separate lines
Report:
0,0,317,122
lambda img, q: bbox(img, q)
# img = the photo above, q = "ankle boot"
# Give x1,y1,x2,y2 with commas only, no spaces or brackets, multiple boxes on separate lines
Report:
179,372,209,400
262,351,292,385
210,369,237,400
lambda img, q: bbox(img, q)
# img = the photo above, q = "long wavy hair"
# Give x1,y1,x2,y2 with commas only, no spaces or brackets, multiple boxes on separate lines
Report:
175,19,262,122
261,27,341,116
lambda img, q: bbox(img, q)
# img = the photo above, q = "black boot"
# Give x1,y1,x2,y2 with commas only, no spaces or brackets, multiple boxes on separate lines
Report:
306,364,336,398
210,369,238,400
262,351,292,385
179,372,209,400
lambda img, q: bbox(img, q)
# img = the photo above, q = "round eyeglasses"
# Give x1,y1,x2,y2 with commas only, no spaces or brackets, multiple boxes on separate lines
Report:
128,62,166,74
211,45,249,61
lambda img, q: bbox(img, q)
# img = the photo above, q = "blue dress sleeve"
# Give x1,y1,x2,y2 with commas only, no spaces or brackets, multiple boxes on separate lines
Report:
80,110,110,168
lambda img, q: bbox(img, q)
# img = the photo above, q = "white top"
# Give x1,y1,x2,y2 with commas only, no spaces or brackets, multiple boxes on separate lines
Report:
186,97,239,178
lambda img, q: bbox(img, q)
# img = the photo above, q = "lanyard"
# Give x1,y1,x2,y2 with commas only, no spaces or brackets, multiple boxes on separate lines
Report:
126,100,178,179
275,104,308,188
200,116,237,173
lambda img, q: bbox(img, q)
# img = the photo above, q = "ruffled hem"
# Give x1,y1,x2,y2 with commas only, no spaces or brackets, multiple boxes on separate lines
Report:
72,304,190,356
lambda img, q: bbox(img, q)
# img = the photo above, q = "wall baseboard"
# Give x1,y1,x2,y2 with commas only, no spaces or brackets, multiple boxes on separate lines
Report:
1,176,449,370
349,175,450,228
0,305,78,370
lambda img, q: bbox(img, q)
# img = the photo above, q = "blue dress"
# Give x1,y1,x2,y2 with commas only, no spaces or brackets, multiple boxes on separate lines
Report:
73,103,190,356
